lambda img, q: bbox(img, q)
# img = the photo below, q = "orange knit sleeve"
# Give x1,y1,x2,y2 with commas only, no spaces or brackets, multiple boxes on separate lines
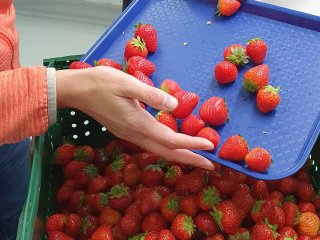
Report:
0,66,49,144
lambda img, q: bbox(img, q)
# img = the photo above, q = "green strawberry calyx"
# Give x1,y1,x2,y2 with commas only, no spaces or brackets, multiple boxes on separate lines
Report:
252,200,263,213
157,158,169,170
131,36,147,51
110,152,124,172
84,164,99,178
144,164,162,172
167,196,179,211
183,216,195,237
230,231,250,240
128,233,146,240
226,47,249,66
243,78,260,92
246,38,262,45
81,217,92,234
203,186,221,208
293,210,301,226
99,193,109,206
264,218,280,239
108,184,129,199
165,166,178,180
263,85,280,94
284,195,296,202
284,237,296,240
74,148,90,161
210,207,224,231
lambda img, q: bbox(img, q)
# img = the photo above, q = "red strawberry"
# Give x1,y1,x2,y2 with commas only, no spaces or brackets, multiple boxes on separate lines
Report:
154,185,171,198
98,206,121,227
119,214,141,237
87,176,108,194
104,140,122,156
245,147,272,172
160,194,180,223
48,231,74,240
277,227,297,240
64,161,88,179
171,214,195,240
279,177,298,195
124,36,148,60
256,85,281,113
196,186,221,211
250,180,269,200
251,220,279,240
68,191,85,213
232,184,254,216
160,79,181,96
94,58,122,70
144,232,158,240
155,111,178,132
172,90,199,119
267,191,284,202
123,163,142,187
125,201,143,221
223,44,249,66
214,61,238,84
299,202,316,213
108,184,133,212
267,204,286,229
158,229,176,240
215,176,238,196
70,61,92,69
126,56,156,76
113,224,127,240
199,97,228,126
118,139,142,155
197,127,220,149
216,0,241,16
134,23,158,53
65,214,81,237
56,185,74,209
164,165,183,187
73,164,99,190
206,233,225,240
74,146,95,162
77,207,94,219
137,188,162,215
132,70,154,87
186,172,206,193
181,114,205,136
282,201,300,228
132,152,159,170
90,226,113,240
219,135,249,161
195,213,219,237
46,214,67,234
54,143,76,166
314,192,320,211
246,38,268,65
173,196,195,218
228,228,250,240
142,213,167,233
210,201,242,234
243,64,269,92
79,216,99,240
90,193,109,213
142,164,164,187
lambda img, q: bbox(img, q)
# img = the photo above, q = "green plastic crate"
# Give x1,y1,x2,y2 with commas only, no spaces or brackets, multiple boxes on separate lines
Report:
16,55,320,240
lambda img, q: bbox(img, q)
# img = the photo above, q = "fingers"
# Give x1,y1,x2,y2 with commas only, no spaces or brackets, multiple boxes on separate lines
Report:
138,138,215,170
117,72,178,111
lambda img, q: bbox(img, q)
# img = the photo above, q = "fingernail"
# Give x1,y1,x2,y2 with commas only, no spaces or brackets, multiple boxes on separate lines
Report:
204,140,214,150
163,96,178,110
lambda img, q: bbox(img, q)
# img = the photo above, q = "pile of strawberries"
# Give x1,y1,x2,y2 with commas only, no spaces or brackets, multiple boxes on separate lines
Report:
46,139,320,240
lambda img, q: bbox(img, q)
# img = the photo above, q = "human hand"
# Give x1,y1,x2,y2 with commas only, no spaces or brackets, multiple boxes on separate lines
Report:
56,66,215,170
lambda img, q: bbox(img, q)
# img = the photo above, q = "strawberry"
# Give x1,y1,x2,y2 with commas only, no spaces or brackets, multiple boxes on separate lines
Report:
68,191,85,212
172,90,199,119
65,214,81,237
171,214,195,240
251,220,279,240
181,114,205,136
199,97,228,126
243,64,269,92
160,79,181,96
256,85,281,113
279,177,298,195
160,194,180,223
142,164,164,187
124,163,142,187
134,23,158,53
228,228,250,240
99,206,121,227
154,185,171,198
155,111,178,132
108,184,133,212
144,232,158,240
206,233,225,240
92,148,109,170
299,202,316,213
119,214,141,237
47,231,74,240
186,172,206,193
197,127,220,149
314,192,320,211
56,185,74,209
90,226,113,240
73,164,99,190
104,140,122,156
277,227,298,240
113,224,127,240
196,186,221,211
125,201,143,221
69,61,92,69
267,191,284,202
214,61,238,84
54,143,76,166
158,229,176,240
118,139,142,155
79,216,99,240
164,165,183,187
246,38,268,65
250,180,269,200
77,207,94,218
126,56,156,76
245,147,271,172
74,146,95,162
223,44,249,66
195,213,219,237
137,188,162,215
46,214,67,234
87,176,108,194
219,135,249,161
232,184,254,216
132,152,159,170
124,36,148,60
142,212,167,233
224,168,247,183
267,204,286,229
216,0,241,16
210,200,242,234
90,193,109,213
94,58,122,70
215,176,238,196
180,195,198,217
282,201,300,228
64,161,88,179
132,70,154,87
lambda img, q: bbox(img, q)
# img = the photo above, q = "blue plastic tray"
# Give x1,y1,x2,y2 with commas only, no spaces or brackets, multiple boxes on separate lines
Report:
81,0,320,180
